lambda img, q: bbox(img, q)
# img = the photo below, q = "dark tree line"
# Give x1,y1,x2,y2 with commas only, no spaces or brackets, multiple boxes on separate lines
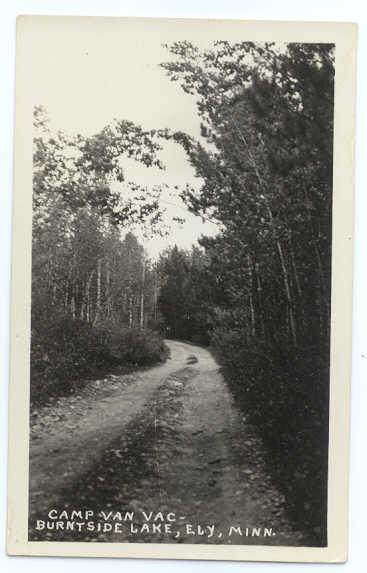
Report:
160,41,334,543
158,245,214,343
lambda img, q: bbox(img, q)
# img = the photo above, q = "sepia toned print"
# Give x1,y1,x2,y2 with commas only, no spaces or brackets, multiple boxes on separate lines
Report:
8,16,356,562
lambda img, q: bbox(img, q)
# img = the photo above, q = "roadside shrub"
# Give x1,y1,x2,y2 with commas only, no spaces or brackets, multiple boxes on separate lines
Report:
101,324,169,366
30,317,168,406
211,325,329,546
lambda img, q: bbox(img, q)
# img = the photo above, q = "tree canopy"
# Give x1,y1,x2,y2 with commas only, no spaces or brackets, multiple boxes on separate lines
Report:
160,41,334,542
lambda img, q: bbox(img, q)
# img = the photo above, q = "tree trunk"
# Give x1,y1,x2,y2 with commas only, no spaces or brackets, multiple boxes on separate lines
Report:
140,255,146,329
247,254,256,337
84,269,95,323
93,258,102,326
105,259,111,318
129,295,133,328
254,261,265,339
233,122,297,345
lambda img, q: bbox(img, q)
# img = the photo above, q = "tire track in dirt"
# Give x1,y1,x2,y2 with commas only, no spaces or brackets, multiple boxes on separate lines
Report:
28,366,198,541
29,340,190,519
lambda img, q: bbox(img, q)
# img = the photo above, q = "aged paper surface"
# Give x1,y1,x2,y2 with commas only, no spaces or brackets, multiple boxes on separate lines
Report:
7,16,356,562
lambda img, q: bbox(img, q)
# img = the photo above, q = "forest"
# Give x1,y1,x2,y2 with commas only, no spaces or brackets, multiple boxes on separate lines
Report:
31,42,334,542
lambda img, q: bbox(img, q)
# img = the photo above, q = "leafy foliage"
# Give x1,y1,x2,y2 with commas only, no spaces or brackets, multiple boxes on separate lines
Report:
161,41,334,543
31,109,168,404
31,319,167,406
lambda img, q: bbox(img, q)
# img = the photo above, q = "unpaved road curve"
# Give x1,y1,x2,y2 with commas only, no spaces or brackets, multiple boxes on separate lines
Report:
30,341,195,511
29,340,307,545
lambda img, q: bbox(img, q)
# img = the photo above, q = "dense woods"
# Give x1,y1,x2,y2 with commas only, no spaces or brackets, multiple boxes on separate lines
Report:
31,42,334,543
158,245,214,343
31,109,168,403
160,41,334,542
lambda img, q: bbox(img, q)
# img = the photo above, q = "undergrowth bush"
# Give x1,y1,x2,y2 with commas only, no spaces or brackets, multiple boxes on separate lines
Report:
31,317,168,407
211,326,329,546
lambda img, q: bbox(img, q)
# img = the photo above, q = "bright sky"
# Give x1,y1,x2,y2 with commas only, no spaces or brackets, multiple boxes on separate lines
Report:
29,17,220,258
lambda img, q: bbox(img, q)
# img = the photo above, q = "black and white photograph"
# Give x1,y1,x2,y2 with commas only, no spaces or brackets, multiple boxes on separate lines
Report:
7,16,356,562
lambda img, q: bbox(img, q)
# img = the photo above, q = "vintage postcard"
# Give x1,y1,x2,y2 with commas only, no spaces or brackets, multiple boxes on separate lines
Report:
7,16,356,562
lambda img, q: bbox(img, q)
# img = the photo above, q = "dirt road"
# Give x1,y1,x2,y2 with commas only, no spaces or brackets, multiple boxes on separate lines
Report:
29,340,306,545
